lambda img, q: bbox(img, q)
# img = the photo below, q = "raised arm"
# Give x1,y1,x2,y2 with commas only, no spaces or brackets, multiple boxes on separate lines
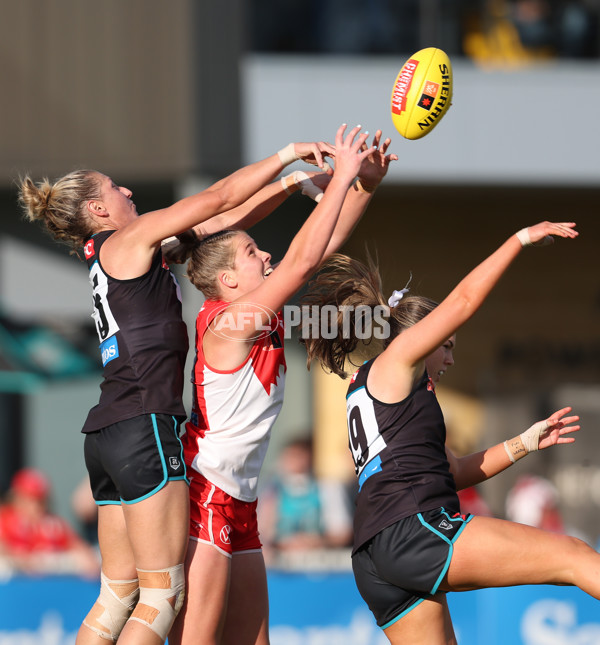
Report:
446,407,580,490
370,221,578,402
103,140,335,277
237,126,374,316
173,129,396,262
207,125,374,350
322,130,398,260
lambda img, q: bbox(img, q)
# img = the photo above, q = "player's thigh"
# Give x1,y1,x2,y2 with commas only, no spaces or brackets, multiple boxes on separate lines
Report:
383,593,456,645
222,551,269,645
122,479,190,569
96,504,136,578
443,515,591,590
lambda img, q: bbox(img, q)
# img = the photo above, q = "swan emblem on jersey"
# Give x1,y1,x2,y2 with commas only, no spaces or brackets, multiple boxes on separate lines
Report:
252,328,286,396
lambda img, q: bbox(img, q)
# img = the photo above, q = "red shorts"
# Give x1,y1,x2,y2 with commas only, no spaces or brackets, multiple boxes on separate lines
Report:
188,473,262,557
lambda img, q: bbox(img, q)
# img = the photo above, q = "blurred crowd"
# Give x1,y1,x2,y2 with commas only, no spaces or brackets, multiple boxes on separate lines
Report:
248,0,599,62
0,468,99,579
258,438,354,569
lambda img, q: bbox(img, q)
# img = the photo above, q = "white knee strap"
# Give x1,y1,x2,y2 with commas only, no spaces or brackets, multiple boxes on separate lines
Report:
129,564,185,642
83,572,139,642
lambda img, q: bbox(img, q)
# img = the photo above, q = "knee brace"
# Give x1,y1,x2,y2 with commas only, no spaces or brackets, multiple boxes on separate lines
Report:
129,564,185,641
83,572,140,641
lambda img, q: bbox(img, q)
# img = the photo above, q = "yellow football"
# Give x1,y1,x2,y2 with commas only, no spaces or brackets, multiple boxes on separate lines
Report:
390,47,453,140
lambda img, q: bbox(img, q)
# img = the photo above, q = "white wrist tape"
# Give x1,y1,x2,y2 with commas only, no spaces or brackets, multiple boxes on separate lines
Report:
516,228,553,247
277,143,299,166
503,441,516,464
281,171,324,202
516,228,532,246
520,419,549,453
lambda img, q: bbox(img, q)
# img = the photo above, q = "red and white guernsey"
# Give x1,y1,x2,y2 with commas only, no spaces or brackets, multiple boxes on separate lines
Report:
182,299,286,502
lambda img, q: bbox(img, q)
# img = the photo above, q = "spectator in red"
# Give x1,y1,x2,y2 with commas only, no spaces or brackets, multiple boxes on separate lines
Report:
0,468,100,577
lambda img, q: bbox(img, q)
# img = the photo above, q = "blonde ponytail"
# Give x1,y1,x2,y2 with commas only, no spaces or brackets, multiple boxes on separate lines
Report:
18,170,100,252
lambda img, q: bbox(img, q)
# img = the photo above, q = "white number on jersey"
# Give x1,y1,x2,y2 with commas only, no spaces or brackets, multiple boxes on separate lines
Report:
89,262,120,342
347,387,387,477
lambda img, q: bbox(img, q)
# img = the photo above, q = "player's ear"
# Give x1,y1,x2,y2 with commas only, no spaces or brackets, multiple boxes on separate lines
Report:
219,270,237,289
87,200,108,218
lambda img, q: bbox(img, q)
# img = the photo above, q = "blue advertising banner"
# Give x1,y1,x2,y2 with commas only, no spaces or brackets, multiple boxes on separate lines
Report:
0,572,598,644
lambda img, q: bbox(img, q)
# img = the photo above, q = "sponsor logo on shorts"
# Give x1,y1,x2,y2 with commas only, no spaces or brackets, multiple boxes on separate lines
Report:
169,457,181,470
438,519,453,531
100,336,119,366
220,525,232,545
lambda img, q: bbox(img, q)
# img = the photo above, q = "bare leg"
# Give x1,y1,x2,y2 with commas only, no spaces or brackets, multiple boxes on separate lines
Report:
222,551,269,645
116,480,189,644
169,540,231,645
383,594,456,645
78,483,189,645
443,516,600,595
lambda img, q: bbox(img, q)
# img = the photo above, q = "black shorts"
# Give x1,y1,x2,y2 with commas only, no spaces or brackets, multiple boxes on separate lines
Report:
84,413,189,505
352,507,473,629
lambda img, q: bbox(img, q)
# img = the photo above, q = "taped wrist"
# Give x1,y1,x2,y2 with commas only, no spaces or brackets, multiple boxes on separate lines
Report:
516,228,553,247
83,572,139,641
354,179,378,194
516,228,532,247
520,419,548,453
503,436,527,463
281,171,324,202
281,173,301,195
277,143,300,167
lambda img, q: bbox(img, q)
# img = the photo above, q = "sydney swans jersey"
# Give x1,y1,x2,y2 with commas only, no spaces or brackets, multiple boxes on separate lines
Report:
182,299,286,502
346,359,459,552
82,231,188,432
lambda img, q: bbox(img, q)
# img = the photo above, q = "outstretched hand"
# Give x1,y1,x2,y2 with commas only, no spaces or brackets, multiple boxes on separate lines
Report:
536,406,580,451
293,141,336,170
523,221,578,246
357,130,398,188
330,124,376,181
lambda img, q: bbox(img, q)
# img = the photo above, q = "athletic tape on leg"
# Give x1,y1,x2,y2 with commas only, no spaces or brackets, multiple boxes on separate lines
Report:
129,564,185,641
83,572,139,641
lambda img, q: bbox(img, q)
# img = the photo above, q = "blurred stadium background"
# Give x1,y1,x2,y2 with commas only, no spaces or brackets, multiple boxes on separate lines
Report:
1,1,599,643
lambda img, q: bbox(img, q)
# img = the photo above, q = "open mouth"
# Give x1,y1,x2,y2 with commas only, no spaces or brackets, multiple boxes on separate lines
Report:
264,267,273,277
